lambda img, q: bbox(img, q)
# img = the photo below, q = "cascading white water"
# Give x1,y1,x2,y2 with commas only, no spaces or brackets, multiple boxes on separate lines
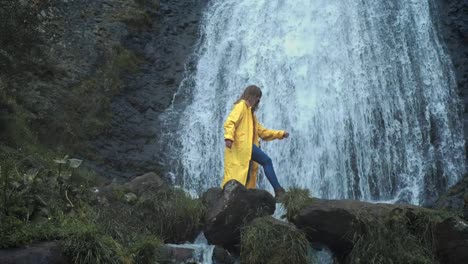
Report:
161,0,465,205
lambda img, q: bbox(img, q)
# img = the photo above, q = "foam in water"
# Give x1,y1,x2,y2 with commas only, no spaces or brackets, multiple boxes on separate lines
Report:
161,0,465,204
166,233,215,264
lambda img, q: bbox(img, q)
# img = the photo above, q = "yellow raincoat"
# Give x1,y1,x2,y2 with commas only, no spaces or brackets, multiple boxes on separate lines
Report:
222,100,285,189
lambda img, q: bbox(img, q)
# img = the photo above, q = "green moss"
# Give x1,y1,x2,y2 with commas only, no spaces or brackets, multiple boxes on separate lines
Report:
115,3,153,29
63,45,142,143
241,216,310,264
282,188,315,221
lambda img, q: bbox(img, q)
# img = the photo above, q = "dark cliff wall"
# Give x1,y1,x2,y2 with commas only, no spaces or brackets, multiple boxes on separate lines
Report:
90,0,207,179
431,0,468,159
0,0,207,180
1,0,150,158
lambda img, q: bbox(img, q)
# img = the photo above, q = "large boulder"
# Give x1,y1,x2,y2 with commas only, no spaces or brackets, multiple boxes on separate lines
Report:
202,180,275,251
291,198,468,264
291,199,391,261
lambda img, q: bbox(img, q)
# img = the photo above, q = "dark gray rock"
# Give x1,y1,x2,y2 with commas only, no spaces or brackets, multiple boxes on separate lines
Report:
202,180,276,251
160,245,195,263
201,187,223,222
212,246,236,264
292,199,366,261
434,217,468,264
123,171,167,195
292,198,468,264
0,242,68,264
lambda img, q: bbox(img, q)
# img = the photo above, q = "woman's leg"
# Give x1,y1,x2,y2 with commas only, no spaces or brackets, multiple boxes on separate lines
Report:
251,144,282,190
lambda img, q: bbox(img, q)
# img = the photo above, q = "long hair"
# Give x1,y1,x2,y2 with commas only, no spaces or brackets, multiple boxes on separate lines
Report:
235,85,262,111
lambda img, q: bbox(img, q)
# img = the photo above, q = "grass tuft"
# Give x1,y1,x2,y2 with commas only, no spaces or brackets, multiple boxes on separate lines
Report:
129,235,163,264
60,224,123,264
348,208,441,264
241,216,310,264
282,187,315,221
136,188,205,243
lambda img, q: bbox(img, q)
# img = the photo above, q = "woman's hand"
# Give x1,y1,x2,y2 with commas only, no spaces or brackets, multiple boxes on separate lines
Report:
283,131,289,139
225,139,233,148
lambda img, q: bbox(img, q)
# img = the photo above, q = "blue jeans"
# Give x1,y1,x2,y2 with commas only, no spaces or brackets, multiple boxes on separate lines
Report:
251,144,282,190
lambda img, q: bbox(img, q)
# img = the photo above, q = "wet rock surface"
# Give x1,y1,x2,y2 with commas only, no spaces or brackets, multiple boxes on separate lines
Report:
0,242,68,264
91,0,208,179
431,0,468,154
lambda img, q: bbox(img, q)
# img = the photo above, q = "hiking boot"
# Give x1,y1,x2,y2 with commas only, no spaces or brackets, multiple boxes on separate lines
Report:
274,187,286,202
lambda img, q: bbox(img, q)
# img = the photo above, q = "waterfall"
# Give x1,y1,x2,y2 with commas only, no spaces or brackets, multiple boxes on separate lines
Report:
160,0,465,205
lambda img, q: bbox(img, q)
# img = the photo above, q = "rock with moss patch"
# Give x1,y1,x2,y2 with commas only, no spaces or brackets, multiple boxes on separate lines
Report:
431,174,468,213
290,197,468,264
202,180,275,251
124,172,167,195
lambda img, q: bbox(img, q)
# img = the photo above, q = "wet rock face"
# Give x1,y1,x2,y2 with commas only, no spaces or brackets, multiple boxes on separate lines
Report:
91,0,208,179
431,174,468,215
431,0,468,151
202,180,276,251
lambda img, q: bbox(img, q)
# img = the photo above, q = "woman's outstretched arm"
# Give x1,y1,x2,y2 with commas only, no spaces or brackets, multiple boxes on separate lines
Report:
256,119,288,141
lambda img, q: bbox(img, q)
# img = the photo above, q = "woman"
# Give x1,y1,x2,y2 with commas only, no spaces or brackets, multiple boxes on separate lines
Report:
222,85,289,199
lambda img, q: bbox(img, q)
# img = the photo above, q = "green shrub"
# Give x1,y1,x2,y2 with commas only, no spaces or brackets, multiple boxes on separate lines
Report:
241,216,310,264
